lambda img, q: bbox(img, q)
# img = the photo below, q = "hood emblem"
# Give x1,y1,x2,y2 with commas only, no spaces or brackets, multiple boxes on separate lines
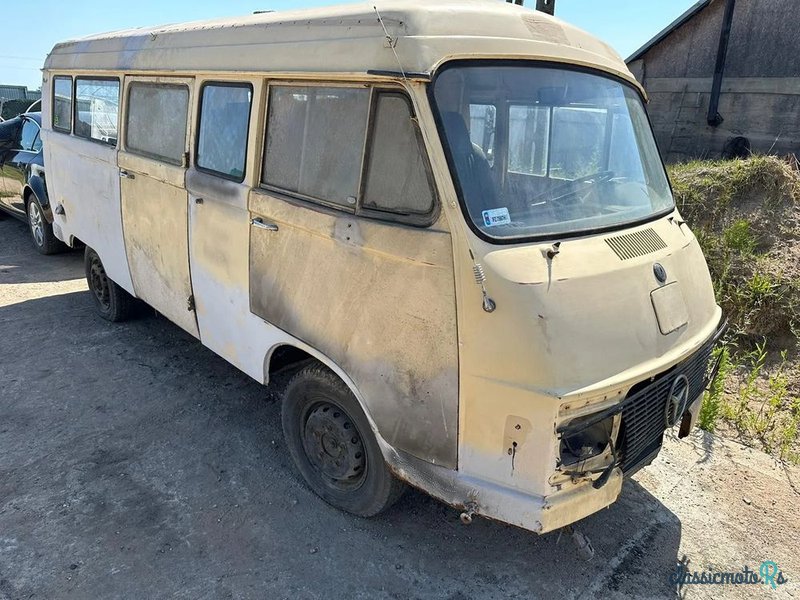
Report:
653,263,667,283
666,374,690,427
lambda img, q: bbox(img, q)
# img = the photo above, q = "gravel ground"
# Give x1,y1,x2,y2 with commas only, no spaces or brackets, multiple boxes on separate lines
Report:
1,216,798,599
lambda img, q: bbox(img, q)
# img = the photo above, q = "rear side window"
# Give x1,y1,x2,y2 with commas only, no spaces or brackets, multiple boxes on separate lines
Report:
75,78,119,145
196,83,252,181
262,86,370,207
508,105,550,176
52,76,72,133
20,120,41,152
362,93,434,216
126,83,189,165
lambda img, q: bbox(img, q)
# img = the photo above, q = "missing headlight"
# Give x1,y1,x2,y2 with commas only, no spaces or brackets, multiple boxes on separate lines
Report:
560,413,614,466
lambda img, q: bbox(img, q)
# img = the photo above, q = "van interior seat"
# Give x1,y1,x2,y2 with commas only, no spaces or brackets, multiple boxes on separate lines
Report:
440,111,497,220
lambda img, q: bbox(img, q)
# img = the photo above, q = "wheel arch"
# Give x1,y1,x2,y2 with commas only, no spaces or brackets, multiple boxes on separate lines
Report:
24,177,53,223
263,342,392,454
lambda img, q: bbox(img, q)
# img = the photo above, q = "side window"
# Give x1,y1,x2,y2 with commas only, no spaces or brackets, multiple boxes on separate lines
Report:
0,119,21,151
262,85,370,207
52,76,72,133
608,112,646,183
19,120,40,151
75,78,119,145
362,93,435,216
468,104,496,166
508,105,550,176
196,83,252,181
126,83,189,165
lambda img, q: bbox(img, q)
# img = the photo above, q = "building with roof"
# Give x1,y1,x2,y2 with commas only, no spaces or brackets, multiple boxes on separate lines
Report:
627,0,800,162
0,85,41,101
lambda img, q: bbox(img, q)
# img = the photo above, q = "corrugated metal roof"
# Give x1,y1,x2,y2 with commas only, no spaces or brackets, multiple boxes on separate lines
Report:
626,0,713,63
0,85,29,100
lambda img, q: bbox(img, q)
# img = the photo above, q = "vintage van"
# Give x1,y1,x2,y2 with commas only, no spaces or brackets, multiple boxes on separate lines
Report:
42,0,724,537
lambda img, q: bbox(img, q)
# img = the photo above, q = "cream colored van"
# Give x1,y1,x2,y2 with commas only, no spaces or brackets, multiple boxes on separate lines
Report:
42,1,724,536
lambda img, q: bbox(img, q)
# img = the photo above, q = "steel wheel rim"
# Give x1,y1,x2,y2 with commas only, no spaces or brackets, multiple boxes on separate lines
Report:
28,202,44,247
89,257,111,310
301,401,367,491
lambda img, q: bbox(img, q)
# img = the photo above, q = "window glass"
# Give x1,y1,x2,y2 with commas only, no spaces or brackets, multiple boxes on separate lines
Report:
262,86,369,207
126,83,189,165
20,120,40,151
433,64,673,240
75,78,119,145
363,94,434,215
509,105,549,176
53,76,72,132
468,104,496,166
549,107,607,179
197,84,252,181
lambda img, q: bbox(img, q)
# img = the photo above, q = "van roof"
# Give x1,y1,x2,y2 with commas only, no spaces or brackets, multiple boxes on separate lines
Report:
44,0,638,89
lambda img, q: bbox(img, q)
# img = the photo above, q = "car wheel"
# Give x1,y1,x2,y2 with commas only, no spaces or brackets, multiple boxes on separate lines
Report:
27,195,66,255
282,363,406,517
84,247,136,322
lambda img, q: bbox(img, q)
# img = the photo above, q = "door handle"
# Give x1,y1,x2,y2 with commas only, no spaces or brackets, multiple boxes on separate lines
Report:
250,218,279,232
119,169,135,179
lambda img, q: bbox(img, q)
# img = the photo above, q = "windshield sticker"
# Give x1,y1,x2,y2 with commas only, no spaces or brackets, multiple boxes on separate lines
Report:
482,207,511,227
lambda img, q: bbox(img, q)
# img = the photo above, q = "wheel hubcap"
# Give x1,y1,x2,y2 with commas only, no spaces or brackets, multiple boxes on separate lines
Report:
302,402,366,489
28,202,44,247
90,258,111,310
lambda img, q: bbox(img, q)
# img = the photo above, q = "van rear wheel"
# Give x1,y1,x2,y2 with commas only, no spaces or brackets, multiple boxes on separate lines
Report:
281,363,405,517
84,247,136,322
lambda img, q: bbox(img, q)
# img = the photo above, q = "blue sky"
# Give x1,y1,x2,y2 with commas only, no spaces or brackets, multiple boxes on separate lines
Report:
1,0,696,90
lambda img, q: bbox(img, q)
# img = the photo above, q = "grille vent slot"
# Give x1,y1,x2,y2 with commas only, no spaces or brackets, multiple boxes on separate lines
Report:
605,228,666,260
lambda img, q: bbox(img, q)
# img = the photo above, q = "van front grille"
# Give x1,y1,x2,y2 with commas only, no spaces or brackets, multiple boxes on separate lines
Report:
617,338,715,474
605,228,667,260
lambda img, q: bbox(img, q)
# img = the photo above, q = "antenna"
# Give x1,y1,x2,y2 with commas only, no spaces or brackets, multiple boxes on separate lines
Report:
373,5,407,81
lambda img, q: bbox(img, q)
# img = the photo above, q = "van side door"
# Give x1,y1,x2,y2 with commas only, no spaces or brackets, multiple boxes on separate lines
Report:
118,76,199,337
185,81,256,362
249,84,459,468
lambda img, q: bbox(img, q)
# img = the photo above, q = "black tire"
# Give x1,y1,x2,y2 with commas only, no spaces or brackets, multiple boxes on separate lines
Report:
282,363,405,517
27,195,66,255
84,247,136,322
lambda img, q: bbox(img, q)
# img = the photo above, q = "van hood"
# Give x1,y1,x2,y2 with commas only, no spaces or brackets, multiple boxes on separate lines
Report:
470,215,720,396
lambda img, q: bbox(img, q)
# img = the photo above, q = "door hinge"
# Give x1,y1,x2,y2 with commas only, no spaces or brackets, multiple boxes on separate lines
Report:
187,294,195,312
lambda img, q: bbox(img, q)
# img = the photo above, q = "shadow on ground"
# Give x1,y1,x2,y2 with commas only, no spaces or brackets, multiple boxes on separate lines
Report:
0,218,683,599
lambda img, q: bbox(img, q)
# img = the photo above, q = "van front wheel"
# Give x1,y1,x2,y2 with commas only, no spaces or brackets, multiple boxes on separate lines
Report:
84,247,135,322
281,364,405,517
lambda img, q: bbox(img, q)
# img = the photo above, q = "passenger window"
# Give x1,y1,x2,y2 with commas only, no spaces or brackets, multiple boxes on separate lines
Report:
52,76,72,133
262,85,370,207
362,93,434,216
19,120,40,152
74,78,119,145
126,83,189,165
468,104,496,167
508,105,550,176
196,83,252,181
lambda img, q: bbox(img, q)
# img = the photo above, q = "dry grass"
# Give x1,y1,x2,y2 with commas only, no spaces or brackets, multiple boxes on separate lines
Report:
668,155,800,462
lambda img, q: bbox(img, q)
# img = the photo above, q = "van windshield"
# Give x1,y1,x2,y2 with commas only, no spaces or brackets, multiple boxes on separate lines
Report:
432,64,674,240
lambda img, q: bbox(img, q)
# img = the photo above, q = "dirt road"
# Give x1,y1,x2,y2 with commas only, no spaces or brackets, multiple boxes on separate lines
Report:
1,217,797,599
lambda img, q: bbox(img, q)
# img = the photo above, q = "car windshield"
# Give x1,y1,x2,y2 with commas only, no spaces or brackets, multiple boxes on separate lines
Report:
432,64,674,240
